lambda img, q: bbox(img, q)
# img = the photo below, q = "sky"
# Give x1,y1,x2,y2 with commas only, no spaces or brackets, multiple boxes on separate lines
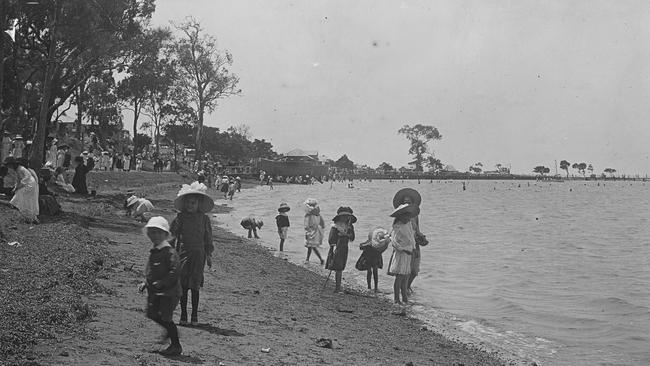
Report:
150,0,650,175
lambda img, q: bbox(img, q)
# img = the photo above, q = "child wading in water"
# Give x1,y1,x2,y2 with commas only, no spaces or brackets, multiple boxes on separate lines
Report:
170,182,214,326
303,198,325,264
326,207,356,293
387,203,419,304
275,202,291,251
358,227,390,292
139,216,183,355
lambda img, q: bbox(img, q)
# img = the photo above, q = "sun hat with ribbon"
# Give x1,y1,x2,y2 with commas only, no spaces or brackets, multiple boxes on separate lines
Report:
390,203,420,218
332,206,357,223
278,202,291,212
174,181,214,213
144,216,170,234
392,188,422,208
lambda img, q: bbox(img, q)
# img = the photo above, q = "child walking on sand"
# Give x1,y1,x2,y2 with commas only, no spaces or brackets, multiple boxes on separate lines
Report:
326,207,356,293
387,203,419,304
138,216,183,356
304,198,325,264
170,182,214,326
275,202,291,251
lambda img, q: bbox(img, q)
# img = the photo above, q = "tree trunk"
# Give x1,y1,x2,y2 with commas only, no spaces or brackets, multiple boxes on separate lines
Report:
76,84,83,140
195,105,204,160
132,98,139,149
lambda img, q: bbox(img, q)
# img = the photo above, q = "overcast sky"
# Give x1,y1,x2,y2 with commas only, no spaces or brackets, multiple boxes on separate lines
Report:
151,0,650,175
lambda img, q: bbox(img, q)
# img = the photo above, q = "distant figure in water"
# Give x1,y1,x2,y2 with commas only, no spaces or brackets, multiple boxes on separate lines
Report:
275,203,291,251
303,198,325,264
462,182,466,191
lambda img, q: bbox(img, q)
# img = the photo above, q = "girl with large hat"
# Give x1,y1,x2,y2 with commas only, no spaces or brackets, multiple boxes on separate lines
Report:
303,198,325,264
326,206,357,293
169,182,214,326
387,203,420,304
393,188,425,293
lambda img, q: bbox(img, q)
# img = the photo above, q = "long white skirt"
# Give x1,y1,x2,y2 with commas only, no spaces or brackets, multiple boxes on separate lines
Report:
10,174,39,221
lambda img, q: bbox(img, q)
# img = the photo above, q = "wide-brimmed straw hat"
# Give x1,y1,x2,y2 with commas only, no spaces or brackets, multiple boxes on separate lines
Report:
278,202,290,212
174,182,214,213
392,188,422,208
144,216,170,234
14,135,23,140
360,227,390,252
332,206,357,223
390,203,420,218
126,195,139,208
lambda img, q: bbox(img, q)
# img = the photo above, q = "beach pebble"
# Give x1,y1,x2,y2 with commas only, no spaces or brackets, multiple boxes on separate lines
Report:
261,348,270,353
59,351,69,357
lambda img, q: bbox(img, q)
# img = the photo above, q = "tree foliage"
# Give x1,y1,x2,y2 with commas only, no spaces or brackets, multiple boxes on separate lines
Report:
14,0,156,168
560,160,570,177
533,165,551,175
398,124,441,172
170,17,240,158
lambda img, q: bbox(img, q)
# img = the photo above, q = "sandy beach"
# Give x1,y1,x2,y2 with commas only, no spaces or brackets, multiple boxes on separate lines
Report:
0,171,508,366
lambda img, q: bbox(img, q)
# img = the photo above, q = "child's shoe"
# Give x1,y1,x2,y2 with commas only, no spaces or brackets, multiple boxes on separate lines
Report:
191,316,198,326
179,316,188,326
159,343,182,356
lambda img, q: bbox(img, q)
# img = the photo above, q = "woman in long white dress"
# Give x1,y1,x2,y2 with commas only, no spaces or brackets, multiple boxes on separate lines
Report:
5,157,39,223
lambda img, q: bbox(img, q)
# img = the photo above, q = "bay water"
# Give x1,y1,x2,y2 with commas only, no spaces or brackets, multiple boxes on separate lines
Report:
212,179,650,365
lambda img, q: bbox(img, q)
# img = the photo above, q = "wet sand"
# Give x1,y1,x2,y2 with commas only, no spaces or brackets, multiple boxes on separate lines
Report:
3,172,508,365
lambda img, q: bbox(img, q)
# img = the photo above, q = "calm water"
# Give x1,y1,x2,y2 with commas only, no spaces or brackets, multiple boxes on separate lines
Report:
213,179,650,366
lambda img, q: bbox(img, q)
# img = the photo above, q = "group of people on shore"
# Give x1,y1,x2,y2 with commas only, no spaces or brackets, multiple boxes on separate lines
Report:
138,180,427,356
293,188,426,301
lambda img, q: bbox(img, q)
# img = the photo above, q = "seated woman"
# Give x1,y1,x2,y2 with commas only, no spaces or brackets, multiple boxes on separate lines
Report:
38,168,61,216
53,167,75,193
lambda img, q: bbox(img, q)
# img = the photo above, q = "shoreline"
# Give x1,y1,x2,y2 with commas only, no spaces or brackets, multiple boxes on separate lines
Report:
215,184,537,366
2,171,511,365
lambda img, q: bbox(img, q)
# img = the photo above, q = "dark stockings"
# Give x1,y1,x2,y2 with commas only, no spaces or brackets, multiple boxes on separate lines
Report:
366,266,379,290
152,318,180,345
180,288,200,321
279,238,285,251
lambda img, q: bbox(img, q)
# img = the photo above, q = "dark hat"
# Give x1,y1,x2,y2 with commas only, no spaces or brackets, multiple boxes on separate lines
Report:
332,206,357,223
278,202,291,212
393,188,422,208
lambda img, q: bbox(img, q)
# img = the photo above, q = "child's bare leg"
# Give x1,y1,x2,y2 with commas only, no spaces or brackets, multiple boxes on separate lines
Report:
313,248,324,264
400,275,409,303
408,272,417,292
372,267,379,291
279,238,284,252
253,227,259,239
306,248,312,261
334,271,342,292
393,277,401,303
366,269,372,289
247,228,252,238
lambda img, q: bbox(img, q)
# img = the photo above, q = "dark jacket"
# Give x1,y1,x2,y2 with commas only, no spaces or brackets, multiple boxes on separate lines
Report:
145,243,182,298
275,214,290,228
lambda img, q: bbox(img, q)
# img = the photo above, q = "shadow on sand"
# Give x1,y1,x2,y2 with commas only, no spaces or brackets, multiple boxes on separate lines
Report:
178,322,245,337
